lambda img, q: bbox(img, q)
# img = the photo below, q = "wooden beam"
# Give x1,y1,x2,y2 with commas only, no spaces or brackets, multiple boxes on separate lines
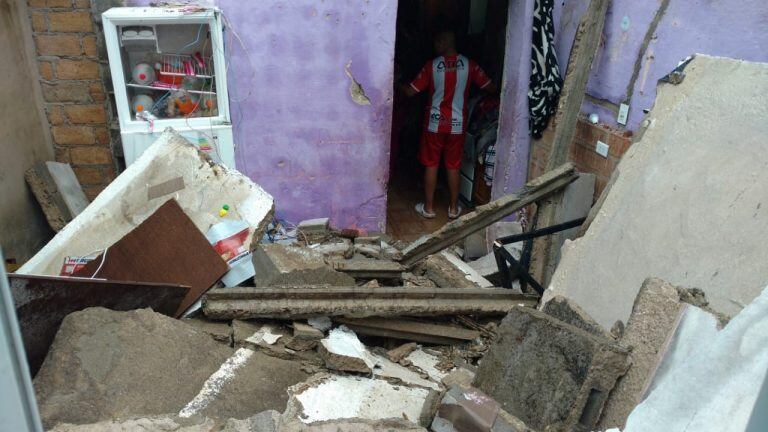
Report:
531,0,610,286
334,317,481,345
398,163,578,268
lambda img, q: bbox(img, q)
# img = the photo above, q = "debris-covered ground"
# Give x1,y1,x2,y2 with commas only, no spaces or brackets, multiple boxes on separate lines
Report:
8,55,768,432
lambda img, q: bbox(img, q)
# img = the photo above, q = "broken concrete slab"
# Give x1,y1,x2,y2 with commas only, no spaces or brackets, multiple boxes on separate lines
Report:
431,385,534,432
441,368,475,389
387,342,418,363
253,244,354,287
545,56,768,329
224,410,281,432
597,278,718,430
298,218,330,243
335,317,480,345
183,317,232,345
399,163,578,267
318,325,378,373
402,272,438,288
405,349,449,383
233,320,286,348
25,161,89,232
19,129,274,277
283,373,437,426
616,285,768,432
328,259,404,280
541,295,613,339
202,286,538,319
34,307,232,429
189,349,310,421
48,415,217,432
308,239,352,258
293,322,324,340
473,306,629,432
468,244,523,287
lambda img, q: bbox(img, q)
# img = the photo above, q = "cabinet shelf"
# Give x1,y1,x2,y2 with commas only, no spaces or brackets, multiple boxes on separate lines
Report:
127,82,216,95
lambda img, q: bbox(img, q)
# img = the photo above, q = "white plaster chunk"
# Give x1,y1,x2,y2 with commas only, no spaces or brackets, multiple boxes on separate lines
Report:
246,324,284,346
320,325,378,370
371,354,441,390
406,349,448,382
179,347,255,418
439,251,493,287
19,129,274,276
291,375,430,424
308,317,333,332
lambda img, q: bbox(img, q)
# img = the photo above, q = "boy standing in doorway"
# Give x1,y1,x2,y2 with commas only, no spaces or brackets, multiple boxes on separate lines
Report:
402,30,497,219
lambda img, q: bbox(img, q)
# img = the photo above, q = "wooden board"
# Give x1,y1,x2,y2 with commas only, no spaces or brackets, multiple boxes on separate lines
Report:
74,199,228,316
10,274,188,375
335,317,480,345
398,163,577,267
531,0,610,286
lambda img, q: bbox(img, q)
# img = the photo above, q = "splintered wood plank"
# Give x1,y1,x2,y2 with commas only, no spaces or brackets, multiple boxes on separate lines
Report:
74,199,228,316
398,163,578,267
335,317,480,345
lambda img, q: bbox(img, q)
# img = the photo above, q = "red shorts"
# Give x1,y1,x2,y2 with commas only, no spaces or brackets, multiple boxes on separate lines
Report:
417,132,465,169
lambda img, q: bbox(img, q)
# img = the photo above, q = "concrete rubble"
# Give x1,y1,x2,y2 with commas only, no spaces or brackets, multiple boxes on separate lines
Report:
252,244,354,287
25,161,89,232
473,306,629,432
432,385,534,432
18,130,274,277
318,325,378,373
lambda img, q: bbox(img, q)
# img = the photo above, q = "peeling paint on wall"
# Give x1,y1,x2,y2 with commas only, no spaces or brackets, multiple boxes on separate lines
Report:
345,61,371,105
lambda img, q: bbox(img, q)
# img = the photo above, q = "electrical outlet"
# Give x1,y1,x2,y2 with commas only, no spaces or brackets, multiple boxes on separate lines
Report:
596,140,609,158
617,103,630,125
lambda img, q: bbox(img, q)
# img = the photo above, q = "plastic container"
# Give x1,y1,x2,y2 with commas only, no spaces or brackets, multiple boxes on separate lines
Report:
205,219,255,287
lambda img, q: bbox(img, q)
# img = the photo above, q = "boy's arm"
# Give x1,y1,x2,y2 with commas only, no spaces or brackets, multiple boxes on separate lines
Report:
402,61,431,97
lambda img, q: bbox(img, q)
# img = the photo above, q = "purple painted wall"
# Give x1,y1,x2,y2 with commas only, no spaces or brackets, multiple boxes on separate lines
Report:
126,0,396,232
223,1,396,231
555,0,768,130
490,0,535,200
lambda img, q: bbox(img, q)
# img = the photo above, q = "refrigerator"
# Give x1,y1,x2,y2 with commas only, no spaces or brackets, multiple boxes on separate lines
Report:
102,7,235,168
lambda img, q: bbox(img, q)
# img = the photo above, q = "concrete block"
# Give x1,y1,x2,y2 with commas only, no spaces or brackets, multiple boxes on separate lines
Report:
318,326,377,373
279,418,427,432
252,244,355,287
473,306,629,432
468,243,522,286
431,385,534,432
293,322,324,340
542,295,613,339
422,252,492,288
597,278,719,430
298,218,330,243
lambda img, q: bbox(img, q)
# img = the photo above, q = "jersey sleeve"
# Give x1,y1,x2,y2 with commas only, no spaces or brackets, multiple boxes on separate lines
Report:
470,60,493,89
409,61,432,93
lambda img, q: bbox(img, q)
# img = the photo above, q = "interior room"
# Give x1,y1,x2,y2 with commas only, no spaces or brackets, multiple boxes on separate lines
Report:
386,0,509,241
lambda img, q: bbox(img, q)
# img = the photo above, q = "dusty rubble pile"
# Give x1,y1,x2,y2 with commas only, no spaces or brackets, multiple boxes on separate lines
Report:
12,56,768,432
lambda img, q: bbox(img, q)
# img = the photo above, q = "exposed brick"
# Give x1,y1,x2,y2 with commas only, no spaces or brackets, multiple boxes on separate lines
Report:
38,61,54,80
73,0,90,9
71,146,112,165
35,34,82,56
48,11,92,33
56,58,99,80
54,146,71,163
82,35,97,57
83,185,106,201
47,105,65,125
27,0,47,8
93,126,109,144
31,12,47,32
607,132,632,158
41,81,91,103
52,125,96,146
64,104,106,124
73,166,105,185
89,82,105,101
47,0,74,7
103,164,116,182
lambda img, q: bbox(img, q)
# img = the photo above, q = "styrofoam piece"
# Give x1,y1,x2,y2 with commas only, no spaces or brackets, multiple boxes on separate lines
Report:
612,286,768,432
18,129,273,276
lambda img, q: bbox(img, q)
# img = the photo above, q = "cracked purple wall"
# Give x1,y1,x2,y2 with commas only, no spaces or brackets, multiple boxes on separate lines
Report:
490,0,535,200
127,0,396,232
554,0,768,130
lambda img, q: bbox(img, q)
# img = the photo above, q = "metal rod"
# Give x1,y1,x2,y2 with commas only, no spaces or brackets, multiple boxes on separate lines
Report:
496,217,587,245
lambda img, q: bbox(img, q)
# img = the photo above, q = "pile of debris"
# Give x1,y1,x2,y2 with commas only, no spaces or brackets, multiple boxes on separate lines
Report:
10,55,768,432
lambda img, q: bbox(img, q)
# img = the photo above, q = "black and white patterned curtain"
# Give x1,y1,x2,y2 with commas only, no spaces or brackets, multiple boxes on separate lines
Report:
528,0,563,138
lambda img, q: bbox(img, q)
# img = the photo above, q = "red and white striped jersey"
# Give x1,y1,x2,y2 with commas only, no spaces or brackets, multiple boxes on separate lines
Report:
409,54,492,134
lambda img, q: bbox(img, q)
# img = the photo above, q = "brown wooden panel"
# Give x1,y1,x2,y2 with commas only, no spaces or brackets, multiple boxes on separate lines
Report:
74,199,228,316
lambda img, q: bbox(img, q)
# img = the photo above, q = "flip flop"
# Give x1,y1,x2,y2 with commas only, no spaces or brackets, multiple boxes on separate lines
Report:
415,203,436,219
448,204,463,219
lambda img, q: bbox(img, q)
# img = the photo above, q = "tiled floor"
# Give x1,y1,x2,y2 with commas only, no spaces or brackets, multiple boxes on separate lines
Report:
386,167,452,242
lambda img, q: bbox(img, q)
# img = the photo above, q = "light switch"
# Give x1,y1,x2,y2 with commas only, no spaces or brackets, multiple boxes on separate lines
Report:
617,103,630,125
596,140,609,158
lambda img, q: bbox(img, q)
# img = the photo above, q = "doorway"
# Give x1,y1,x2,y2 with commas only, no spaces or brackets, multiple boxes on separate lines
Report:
386,0,510,241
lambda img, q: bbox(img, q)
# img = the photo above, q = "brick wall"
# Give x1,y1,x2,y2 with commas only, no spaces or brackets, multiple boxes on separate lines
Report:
529,117,634,201
27,0,116,200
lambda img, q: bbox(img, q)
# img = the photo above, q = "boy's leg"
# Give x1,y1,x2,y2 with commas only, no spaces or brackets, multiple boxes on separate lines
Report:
417,133,443,214
443,133,466,213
